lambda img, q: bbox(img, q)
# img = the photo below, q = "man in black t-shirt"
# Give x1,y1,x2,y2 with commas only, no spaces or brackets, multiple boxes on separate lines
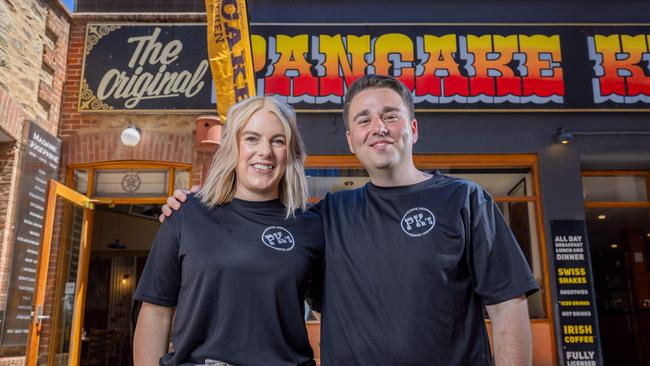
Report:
310,75,538,365
163,75,538,365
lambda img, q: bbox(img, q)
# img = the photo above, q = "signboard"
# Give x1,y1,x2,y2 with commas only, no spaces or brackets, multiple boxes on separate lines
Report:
551,220,602,366
80,24,214,112
1,122,61,346
79,23,650,112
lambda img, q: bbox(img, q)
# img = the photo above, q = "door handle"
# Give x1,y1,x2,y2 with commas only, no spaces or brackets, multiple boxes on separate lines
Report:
32,304,50,329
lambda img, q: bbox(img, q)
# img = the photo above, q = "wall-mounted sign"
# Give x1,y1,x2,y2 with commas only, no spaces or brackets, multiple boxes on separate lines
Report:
79,23,650,112
1,122,61,346
550,220,602,366
80,24,214,112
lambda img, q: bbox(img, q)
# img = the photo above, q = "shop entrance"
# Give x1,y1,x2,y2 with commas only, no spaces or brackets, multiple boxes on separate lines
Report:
583,171,650,365
26,181,96,366
27,161,190,366
80,204,160,366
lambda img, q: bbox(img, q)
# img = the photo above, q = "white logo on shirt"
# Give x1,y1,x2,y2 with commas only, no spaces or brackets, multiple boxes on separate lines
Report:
400,207,436,237
261,226,295,251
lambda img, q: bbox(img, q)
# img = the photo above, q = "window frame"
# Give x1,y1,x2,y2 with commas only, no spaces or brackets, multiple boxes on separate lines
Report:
66,160,192,204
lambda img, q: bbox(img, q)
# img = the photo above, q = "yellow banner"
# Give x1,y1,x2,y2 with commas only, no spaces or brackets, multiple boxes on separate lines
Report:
205,0,256,122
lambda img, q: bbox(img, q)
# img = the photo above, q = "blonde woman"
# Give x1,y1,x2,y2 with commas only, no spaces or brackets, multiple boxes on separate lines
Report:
133,97,324,366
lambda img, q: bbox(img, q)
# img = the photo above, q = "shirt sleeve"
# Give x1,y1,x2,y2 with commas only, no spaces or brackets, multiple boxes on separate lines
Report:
308,195,326,217
305,202,325,312
467,185,539,305
133,219,182,307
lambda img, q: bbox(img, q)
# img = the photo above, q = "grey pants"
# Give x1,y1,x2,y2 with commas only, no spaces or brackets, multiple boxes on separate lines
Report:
199,360,234,366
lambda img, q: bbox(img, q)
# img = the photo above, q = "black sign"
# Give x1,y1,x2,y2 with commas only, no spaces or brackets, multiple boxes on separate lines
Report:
1,123,61,346
80,24,214,112
551,220,603,366
80,23,650,112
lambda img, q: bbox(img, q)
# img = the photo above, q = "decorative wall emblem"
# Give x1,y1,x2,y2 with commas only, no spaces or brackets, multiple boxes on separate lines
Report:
86,25,122,55
121,173,142,193
79,79,113,110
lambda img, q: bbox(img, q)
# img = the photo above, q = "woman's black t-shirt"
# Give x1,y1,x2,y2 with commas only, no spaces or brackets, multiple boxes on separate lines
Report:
134,195,324,366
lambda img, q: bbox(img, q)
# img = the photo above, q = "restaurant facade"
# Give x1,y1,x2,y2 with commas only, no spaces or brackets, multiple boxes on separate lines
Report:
0,0,649,365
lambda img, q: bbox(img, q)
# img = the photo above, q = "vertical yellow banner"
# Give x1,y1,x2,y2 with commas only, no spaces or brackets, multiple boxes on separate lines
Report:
205,0,257,122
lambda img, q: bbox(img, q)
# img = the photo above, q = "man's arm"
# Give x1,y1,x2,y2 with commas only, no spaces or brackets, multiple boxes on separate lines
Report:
158,185,200,223
133,302,175,366
486,295,532,366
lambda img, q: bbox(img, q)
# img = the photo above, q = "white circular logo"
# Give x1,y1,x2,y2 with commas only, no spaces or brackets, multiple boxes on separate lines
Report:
400,207,436,237
261,226,295,251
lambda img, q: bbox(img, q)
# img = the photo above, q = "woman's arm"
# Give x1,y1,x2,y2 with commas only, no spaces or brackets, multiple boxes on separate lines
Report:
133,302,175,366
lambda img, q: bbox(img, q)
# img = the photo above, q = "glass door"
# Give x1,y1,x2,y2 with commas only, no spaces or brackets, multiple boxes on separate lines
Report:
583,171,650,365
26,180,98,366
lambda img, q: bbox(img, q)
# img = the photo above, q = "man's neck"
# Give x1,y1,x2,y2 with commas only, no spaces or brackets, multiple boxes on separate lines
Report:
368,165,430,187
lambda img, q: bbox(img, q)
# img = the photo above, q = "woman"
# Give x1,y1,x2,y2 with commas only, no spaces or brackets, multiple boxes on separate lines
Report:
133,97,324,366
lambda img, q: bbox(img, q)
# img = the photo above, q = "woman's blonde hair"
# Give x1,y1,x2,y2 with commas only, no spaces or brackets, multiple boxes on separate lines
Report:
197,96,309,218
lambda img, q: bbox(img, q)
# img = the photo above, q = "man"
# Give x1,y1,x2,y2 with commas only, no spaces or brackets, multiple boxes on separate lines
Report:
162,75,538,365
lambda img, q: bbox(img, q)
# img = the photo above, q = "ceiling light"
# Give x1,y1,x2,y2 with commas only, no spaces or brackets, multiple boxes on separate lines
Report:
610,243,619,249
120,124,141,146
597,214,606,220
108,212,127,249
555,128,574,144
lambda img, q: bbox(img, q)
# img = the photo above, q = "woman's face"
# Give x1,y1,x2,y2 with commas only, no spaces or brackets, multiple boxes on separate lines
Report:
234,109,288,201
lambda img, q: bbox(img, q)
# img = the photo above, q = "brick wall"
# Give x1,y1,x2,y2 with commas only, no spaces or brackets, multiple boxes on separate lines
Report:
60,13,206,181
0,0,69,136
37,7,70,134
0,90,25,141
0,0,70,360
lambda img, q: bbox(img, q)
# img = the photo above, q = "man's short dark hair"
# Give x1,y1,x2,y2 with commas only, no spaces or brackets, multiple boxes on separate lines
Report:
343,74,415,129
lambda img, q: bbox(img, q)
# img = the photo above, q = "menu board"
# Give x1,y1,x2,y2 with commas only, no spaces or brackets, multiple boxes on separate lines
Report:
551,220,602,366
1,122,61,346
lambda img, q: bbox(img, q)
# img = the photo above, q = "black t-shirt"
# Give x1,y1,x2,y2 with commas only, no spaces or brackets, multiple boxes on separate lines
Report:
313,172,539,366
134,195,324,366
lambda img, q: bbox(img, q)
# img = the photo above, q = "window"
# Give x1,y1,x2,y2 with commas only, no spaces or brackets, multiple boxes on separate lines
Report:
68,162,191,202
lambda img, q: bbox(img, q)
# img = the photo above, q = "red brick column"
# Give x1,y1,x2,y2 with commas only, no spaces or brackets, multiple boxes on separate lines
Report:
0,89,25,141
37,8,70,136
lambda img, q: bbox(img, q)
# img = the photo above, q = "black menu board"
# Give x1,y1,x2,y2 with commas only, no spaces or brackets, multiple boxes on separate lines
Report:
1,122,61,346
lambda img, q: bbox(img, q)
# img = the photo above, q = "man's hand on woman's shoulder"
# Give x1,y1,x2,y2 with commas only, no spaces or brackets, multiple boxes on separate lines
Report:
158,185,200,223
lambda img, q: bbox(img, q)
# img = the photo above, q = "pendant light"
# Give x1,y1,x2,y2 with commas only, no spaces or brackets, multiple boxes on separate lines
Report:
108,210,127,249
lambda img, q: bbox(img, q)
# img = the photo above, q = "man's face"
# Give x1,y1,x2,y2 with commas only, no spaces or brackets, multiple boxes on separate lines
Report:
345,87,418,173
